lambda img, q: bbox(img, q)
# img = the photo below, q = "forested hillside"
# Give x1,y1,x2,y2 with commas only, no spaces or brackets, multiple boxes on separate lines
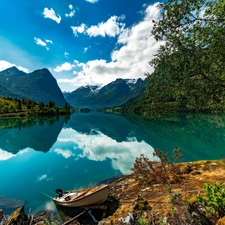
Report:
0,97,70,117
120,0,225,116
0,67,67,107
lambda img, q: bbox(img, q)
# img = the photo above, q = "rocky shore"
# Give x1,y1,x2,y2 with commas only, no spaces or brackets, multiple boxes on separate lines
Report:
1,159,225,225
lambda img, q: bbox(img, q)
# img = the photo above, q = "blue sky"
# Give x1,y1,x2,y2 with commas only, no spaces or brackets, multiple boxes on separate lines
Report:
0,0,164,92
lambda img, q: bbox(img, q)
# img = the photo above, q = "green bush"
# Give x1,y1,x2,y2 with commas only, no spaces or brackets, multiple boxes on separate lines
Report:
196,182,225,218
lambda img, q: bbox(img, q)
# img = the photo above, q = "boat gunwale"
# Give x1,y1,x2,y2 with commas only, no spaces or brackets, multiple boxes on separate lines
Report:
53,184,109,204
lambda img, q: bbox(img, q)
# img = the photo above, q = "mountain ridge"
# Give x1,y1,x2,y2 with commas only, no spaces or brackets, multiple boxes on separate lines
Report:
0,66,147,111
0,67,67,107
63,77,146,110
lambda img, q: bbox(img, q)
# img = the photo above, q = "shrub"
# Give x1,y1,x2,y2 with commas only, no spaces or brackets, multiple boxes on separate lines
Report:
196,182,225,218
131,148,183,186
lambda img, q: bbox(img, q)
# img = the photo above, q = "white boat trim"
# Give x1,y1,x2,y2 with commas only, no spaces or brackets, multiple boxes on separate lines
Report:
53,184,109,207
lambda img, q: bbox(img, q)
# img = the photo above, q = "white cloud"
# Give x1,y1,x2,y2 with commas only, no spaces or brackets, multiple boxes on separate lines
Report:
70,16,125,38
45,39,53,44
34,37,52,51
84,47,89,53
0,60,29,73
65,10,75,17
56,128,157,175
18,148,30,155
37,174,47,181
53,62,75,72
64,52,69,58
0,149,15,161
86,0,98,3
0,148,30,161
66,4,76,17
34,37,47,47
57,3,164,92
65,8,75,17
54,148,74,158
86,15,125,37
0,60,16,71
42,8,61,24
71,24,86,36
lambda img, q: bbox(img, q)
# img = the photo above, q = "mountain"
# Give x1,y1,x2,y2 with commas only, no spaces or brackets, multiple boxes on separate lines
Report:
0,67,67,107
64,78,146,109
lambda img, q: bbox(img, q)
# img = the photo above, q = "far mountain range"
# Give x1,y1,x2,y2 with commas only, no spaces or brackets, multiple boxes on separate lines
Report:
0,67,147,110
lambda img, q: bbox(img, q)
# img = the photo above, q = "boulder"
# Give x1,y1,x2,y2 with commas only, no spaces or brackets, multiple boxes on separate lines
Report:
118,212,134,225
0,196,25,209
5,207,27,225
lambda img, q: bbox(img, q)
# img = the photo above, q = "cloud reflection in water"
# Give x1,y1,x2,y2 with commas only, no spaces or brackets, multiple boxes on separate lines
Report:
55,128,156,175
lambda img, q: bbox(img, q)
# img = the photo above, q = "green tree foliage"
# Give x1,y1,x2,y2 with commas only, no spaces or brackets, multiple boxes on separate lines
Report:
196,182,225,218
16,99,22,111
145,0,225,115
0,97,70,116
48,100,55,108
38,102,45,111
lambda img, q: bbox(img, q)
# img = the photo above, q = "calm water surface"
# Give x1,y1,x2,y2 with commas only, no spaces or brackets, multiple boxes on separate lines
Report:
0,112,225,214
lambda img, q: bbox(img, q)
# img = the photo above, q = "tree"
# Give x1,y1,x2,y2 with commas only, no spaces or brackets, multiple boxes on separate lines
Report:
48,100,55,108
63,102,70,111
145,0,225,114
38,102,45,111
16,99,22,111
27,100,31,110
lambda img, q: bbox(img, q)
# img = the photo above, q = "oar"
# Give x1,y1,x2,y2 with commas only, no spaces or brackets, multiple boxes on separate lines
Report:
62,209,88,225
35,189,54,199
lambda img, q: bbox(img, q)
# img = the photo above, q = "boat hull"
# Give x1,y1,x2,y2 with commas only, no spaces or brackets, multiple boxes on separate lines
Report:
53,184,109,207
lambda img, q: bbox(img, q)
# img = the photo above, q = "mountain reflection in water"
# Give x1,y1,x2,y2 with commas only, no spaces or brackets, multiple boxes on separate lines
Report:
0,112,225,214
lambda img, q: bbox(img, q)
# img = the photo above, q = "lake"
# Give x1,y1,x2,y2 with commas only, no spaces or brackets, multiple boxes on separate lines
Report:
0,112,225,215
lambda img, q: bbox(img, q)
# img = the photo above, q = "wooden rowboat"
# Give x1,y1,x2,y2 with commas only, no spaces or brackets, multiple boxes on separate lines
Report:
53,184,109,207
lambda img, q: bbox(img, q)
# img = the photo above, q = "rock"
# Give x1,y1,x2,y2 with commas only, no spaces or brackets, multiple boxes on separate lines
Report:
118,212,134,225
5,207,27,225
3,207,60,225
0,209,3,222
217,216,225,225
32,210,61,224
98,220,113,225
0,196,25,209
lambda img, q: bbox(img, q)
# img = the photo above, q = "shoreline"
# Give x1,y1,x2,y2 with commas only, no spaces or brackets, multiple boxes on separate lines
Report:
2,159,225,224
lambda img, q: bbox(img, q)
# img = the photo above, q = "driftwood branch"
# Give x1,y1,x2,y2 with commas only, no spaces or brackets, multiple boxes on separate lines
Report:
62,209,88,225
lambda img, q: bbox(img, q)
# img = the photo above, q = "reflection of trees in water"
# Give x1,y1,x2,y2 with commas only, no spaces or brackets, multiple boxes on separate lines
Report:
122,113,225,161
67,112,225,162
0,116,68,153
0,115,70,130
67,112,134,142
1,112,224,160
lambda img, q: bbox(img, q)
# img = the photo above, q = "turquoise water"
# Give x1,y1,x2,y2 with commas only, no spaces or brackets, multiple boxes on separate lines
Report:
0,112,225,214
